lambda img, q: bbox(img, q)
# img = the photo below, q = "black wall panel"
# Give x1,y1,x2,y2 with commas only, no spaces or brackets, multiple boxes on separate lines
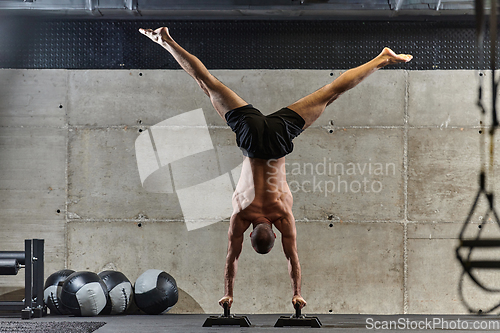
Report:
0,18,494,70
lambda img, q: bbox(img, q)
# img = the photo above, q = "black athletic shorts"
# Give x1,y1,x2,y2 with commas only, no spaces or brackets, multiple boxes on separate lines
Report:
225,104,306,160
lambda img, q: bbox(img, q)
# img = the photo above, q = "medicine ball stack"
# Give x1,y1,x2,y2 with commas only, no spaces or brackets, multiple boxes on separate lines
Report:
98,270,133,315
43,269,178,316
59,271,108,316
134,269,179,315
43,269,75,315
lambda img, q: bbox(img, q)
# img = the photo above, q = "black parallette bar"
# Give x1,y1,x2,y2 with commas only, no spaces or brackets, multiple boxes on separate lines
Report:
274,315,322,328
0,251,25,265
33,239,44,312
202,303,252,327
0,258,20,275
460,239,500,247
464,260,500,268
0,301,25,311
295,302,301,318
274,304,322,328
202,315,251,327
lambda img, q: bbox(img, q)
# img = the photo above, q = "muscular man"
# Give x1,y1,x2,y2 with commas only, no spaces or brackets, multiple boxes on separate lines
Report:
139,27,412,310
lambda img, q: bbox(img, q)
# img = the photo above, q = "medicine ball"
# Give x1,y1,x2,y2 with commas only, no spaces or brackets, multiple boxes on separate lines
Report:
43,269,75,315
59,271,108,316
134,269,178,315
98,270,133,315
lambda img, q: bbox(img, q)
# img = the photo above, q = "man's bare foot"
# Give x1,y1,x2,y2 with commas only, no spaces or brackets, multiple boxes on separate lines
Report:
139,27,173,45
377,47,413,67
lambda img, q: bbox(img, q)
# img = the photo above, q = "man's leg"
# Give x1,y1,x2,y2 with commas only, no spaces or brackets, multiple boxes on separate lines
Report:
139,27,248,120
287,48,412,129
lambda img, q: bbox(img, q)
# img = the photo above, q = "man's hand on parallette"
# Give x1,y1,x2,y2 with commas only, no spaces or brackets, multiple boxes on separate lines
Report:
292,295,307,310
218,295,233,308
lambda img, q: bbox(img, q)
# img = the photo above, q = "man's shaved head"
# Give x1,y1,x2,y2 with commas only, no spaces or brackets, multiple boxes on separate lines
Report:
251,222,276,254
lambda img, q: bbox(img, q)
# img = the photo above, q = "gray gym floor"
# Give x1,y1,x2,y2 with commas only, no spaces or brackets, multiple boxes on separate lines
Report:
2,313,500,332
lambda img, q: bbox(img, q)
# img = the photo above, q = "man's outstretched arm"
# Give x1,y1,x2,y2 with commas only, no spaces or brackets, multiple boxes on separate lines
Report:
219,215,249,308
281,217,307,309
219,233,243,308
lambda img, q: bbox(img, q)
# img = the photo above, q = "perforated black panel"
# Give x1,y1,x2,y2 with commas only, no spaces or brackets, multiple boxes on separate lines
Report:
0,18,494,70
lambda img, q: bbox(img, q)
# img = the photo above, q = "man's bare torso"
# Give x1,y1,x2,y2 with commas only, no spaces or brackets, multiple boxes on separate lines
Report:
232,157,293,232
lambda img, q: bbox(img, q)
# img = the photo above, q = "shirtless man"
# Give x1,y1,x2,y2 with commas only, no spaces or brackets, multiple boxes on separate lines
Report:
139,27,412,310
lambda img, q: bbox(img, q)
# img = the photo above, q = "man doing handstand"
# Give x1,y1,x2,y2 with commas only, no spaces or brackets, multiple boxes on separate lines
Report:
139,27,412,311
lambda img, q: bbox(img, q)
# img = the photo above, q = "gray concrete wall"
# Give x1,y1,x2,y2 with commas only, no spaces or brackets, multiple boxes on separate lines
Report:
0,68,497,315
